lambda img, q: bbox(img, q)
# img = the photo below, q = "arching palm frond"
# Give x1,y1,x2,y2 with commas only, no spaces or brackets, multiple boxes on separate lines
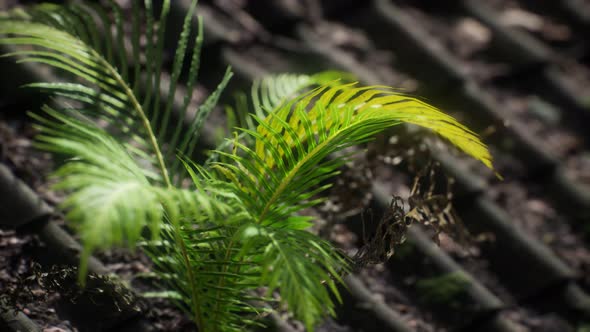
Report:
0,1,231,184
215,71,351,164
210,78,493,329
31,106,162,276
139,185,266,332
1,5,166,183
216,83,492,225
239,224,351,331
249,71,352,127
0,0,232,245
226,71,351,131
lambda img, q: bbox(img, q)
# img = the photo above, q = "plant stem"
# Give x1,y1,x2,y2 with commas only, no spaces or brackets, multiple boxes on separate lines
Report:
211,235,237,332
96,54,172,188
96,53,204,328
171,221,205,329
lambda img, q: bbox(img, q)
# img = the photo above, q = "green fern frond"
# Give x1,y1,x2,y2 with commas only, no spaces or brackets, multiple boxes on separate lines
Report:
0,1,230,182
141,194,266,331
210,75,493,329
216,82,492,226
250,71,351,125
31,107,162,258
215,71,350,164
240,224,350,331
226,71,351,131
0,8,170,185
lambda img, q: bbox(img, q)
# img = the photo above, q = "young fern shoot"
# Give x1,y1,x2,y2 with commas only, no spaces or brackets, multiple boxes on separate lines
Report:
0,1,494,331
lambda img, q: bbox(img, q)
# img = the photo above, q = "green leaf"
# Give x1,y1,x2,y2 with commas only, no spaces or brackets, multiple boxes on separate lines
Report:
30,107,162,278
240,225,350,331
218,82,493,227
0,14,172,185
142,290,184,300
213,80,493,328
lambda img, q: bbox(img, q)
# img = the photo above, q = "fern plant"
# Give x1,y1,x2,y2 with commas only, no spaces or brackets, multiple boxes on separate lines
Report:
0,1,493,331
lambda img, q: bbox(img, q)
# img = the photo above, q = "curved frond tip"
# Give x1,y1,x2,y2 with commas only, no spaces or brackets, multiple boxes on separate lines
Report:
269,83,493,169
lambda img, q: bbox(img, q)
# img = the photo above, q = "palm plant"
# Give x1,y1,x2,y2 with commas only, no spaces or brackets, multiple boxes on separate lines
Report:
0,1,493,331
